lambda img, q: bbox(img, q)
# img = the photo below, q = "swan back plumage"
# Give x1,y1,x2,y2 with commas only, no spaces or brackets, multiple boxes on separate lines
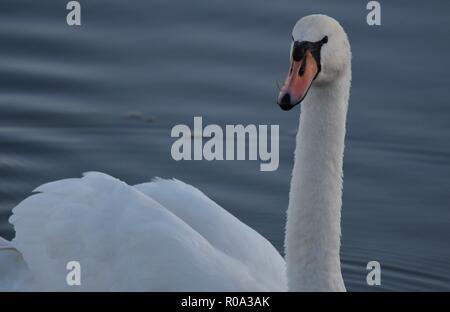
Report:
8,172,286,291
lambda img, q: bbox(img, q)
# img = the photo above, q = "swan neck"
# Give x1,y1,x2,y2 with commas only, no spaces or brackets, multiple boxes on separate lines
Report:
285,70,350,292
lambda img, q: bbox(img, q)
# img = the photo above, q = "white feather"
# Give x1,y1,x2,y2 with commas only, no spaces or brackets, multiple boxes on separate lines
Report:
7,172,286,291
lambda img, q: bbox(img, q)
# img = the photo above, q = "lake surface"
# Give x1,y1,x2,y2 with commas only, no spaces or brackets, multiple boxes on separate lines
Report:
1,0,450,291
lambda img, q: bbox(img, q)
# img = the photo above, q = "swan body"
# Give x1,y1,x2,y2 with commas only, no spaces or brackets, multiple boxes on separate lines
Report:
0,14,351,291
4,172,286,291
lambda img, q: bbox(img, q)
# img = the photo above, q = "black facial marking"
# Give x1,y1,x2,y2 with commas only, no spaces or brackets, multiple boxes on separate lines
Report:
299,54,306,77
292,41,306,62
291,36,328,78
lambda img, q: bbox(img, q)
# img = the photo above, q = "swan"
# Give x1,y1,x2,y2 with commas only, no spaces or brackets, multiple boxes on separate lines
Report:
0,14,351,291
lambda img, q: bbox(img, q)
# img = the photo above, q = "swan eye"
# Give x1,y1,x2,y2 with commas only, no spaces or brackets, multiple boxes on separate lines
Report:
291,37,328,77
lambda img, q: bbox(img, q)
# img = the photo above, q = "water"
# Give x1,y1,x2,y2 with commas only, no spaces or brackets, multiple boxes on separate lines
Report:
1,0,450,291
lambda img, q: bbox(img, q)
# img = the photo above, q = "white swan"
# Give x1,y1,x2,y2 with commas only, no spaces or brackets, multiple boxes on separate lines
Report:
0,14,351,291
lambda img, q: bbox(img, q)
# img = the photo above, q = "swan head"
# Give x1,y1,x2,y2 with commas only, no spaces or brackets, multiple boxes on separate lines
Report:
277,14,351,110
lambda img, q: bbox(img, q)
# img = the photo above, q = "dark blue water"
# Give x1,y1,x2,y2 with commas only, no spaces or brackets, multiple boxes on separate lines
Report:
1,0,450,291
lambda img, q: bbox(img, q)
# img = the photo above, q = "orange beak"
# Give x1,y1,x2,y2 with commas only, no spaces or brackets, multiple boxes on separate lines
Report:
277,50,319,111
